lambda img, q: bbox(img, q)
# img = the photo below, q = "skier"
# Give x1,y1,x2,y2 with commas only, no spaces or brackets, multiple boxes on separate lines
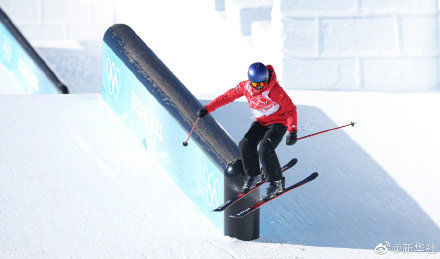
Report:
197,62,298,200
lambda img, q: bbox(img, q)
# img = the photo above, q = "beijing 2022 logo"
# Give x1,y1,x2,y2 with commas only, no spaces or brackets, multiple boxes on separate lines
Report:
105,57,121,101
203,166,221,208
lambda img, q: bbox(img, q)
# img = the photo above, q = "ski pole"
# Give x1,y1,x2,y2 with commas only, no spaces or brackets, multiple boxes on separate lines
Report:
298,121,356,141
183,117,200,146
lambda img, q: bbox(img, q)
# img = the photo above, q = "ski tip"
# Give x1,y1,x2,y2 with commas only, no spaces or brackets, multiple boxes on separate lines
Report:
289,158,298,165
213,204,229,212
310,172,319,179
351,121,356,127
283,158,298,169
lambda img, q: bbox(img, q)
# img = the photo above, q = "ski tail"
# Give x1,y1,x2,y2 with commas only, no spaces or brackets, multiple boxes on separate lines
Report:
230,172,318,218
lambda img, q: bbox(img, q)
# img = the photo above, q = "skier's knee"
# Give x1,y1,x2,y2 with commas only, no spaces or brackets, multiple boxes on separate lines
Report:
259,139,274,155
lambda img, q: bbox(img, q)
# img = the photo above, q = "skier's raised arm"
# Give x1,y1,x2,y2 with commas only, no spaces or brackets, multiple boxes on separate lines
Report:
197,85,244,118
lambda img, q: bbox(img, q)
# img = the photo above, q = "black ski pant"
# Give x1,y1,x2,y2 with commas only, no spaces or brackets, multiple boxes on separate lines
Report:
238,121,287,182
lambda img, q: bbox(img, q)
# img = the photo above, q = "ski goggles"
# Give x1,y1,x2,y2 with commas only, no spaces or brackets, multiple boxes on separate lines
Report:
251,80,267,89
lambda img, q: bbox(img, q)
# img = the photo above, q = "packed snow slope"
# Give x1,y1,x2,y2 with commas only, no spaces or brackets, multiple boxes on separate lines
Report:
1,93,439,258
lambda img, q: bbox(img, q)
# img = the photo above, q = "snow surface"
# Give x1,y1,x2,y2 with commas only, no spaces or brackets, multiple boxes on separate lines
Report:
0,94,397,258
0,93,438,258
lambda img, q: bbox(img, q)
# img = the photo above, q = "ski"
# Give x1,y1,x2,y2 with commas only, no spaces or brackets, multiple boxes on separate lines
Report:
213,158,298,212
230,172,318,218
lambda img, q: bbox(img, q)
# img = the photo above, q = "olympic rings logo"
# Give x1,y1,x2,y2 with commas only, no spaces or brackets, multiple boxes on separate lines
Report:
203,167,221,208
105,57,121,101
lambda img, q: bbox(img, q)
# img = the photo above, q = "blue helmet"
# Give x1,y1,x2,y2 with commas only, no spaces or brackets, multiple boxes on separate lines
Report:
248,62,268,83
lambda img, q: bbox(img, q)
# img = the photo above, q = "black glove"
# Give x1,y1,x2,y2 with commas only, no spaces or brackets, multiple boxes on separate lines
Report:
286,131,297,146
197,106,209,118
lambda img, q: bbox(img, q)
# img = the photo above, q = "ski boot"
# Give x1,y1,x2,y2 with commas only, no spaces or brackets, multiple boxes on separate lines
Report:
262,177,285,201
242,173,264,193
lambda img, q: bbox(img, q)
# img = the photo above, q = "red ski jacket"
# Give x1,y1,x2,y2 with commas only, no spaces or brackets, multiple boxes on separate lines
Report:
206,65,297,132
